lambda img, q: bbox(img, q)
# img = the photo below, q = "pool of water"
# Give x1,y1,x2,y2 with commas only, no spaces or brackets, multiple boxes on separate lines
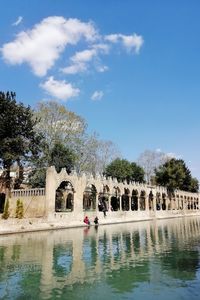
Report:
0,217,200,299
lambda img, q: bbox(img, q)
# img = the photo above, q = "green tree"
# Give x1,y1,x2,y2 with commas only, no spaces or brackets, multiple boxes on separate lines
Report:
105,158,145,183
0,91,41,192
15,199,24,218
2,199,9,219
130,162,145,183
154,158,199,195
29,141,76,187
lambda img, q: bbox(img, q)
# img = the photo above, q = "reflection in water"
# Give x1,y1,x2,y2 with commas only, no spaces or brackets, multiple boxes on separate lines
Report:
0,217,200,299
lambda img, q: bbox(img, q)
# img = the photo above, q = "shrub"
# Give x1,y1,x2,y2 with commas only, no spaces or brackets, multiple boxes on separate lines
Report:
2,199,10,219
15,199,24,219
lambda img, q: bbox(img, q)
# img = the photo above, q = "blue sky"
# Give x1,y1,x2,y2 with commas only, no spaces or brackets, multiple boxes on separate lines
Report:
1,0,200,179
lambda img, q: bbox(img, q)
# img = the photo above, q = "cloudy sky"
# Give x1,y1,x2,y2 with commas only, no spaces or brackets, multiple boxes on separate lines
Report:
1,0,200,179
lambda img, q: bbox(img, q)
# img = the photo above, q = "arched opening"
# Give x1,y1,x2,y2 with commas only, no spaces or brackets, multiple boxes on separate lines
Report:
55,181,74,212
98,185,110,212
156,192,161,210
131,190,138,211
149,191,154,210
122,188,130,211
162,193,167,210
83,184,97,211
140,190,146,211
66,193,73,211
187,197,191,210
110,187,120,211
0,193,6,213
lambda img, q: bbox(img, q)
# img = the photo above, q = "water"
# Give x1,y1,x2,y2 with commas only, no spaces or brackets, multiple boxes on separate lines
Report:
0,217,200,299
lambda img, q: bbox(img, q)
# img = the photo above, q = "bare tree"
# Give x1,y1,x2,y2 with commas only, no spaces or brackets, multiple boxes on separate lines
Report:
137,149,169,184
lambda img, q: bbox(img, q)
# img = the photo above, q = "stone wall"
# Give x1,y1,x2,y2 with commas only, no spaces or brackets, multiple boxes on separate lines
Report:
9,188,46,218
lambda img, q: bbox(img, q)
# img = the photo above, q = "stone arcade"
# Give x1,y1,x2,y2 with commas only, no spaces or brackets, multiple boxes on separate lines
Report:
9,166,199,225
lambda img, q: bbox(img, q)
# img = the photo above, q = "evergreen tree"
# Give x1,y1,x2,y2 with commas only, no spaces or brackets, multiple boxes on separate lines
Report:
105,158,145,183
2,199,10,219
155,158,199,195
0,91,41,192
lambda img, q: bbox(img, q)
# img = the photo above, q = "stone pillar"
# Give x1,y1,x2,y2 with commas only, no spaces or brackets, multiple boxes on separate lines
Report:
45,166,57,218
128,195,131,211
137,195,140,211
153,193,157,212
119,196,122,211
145,194,149,212
108,195,111,211
96,193,99,212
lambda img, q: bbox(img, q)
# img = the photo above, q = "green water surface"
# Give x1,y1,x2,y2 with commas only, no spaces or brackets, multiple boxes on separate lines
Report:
0,217,200,299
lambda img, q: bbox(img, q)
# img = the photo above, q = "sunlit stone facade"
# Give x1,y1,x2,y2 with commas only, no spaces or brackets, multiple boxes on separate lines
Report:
43,166,200,223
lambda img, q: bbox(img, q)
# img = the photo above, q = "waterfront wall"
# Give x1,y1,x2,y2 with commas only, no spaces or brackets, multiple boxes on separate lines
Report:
1,166,199,224
9,188,45,218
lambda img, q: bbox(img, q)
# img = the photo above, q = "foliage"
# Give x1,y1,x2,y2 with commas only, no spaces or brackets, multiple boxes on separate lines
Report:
15,199,24,219
34,100,87,152
130,162,145,182
105,158,145,183
28,141,76,187
2,199,9,219
0,91,41,190
154,158,199,194
29,100,120,186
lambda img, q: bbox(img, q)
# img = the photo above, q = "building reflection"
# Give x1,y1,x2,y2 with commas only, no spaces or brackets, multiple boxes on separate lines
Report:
0,217,200,298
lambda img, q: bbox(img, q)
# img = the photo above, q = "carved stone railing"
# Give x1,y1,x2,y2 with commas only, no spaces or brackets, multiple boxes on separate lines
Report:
11,188,45,198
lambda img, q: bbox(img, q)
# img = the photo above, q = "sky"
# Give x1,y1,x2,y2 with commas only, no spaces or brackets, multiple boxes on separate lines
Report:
0,0,200,179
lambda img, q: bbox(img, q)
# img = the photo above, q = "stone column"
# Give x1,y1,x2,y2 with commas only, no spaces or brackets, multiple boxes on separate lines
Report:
45,166,57,218
153,193,157,212
128,195,131,211
108,195,111,211
96,193,99,212
137,195,140,211
119,196,122,211
145,194,149,212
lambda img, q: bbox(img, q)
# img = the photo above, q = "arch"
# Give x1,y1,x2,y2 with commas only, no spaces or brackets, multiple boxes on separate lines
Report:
131,189,138,211
55,181,74,212
162,193,167,210
148,191,154,211
156,192,161,210
139,190,146,211
0,193,5,214
110,186,120,211
122,188,130,211
83,184,97,211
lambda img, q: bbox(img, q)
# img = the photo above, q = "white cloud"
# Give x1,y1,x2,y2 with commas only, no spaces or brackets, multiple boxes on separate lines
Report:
62,48,97,75
40,76,80,100
104,34,119,43
91,90,104,101
12,16,23,26
72,48,97,63
105,33,144,54
62,44,109,75
96,65,109,72
61,63,87,75
1,16,98,76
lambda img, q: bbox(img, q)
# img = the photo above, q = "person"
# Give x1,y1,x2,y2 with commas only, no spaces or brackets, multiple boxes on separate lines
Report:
83,216,90,225
94,216,99,225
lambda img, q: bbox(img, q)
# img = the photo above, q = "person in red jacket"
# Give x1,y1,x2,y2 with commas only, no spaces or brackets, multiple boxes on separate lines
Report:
84,216,90,225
